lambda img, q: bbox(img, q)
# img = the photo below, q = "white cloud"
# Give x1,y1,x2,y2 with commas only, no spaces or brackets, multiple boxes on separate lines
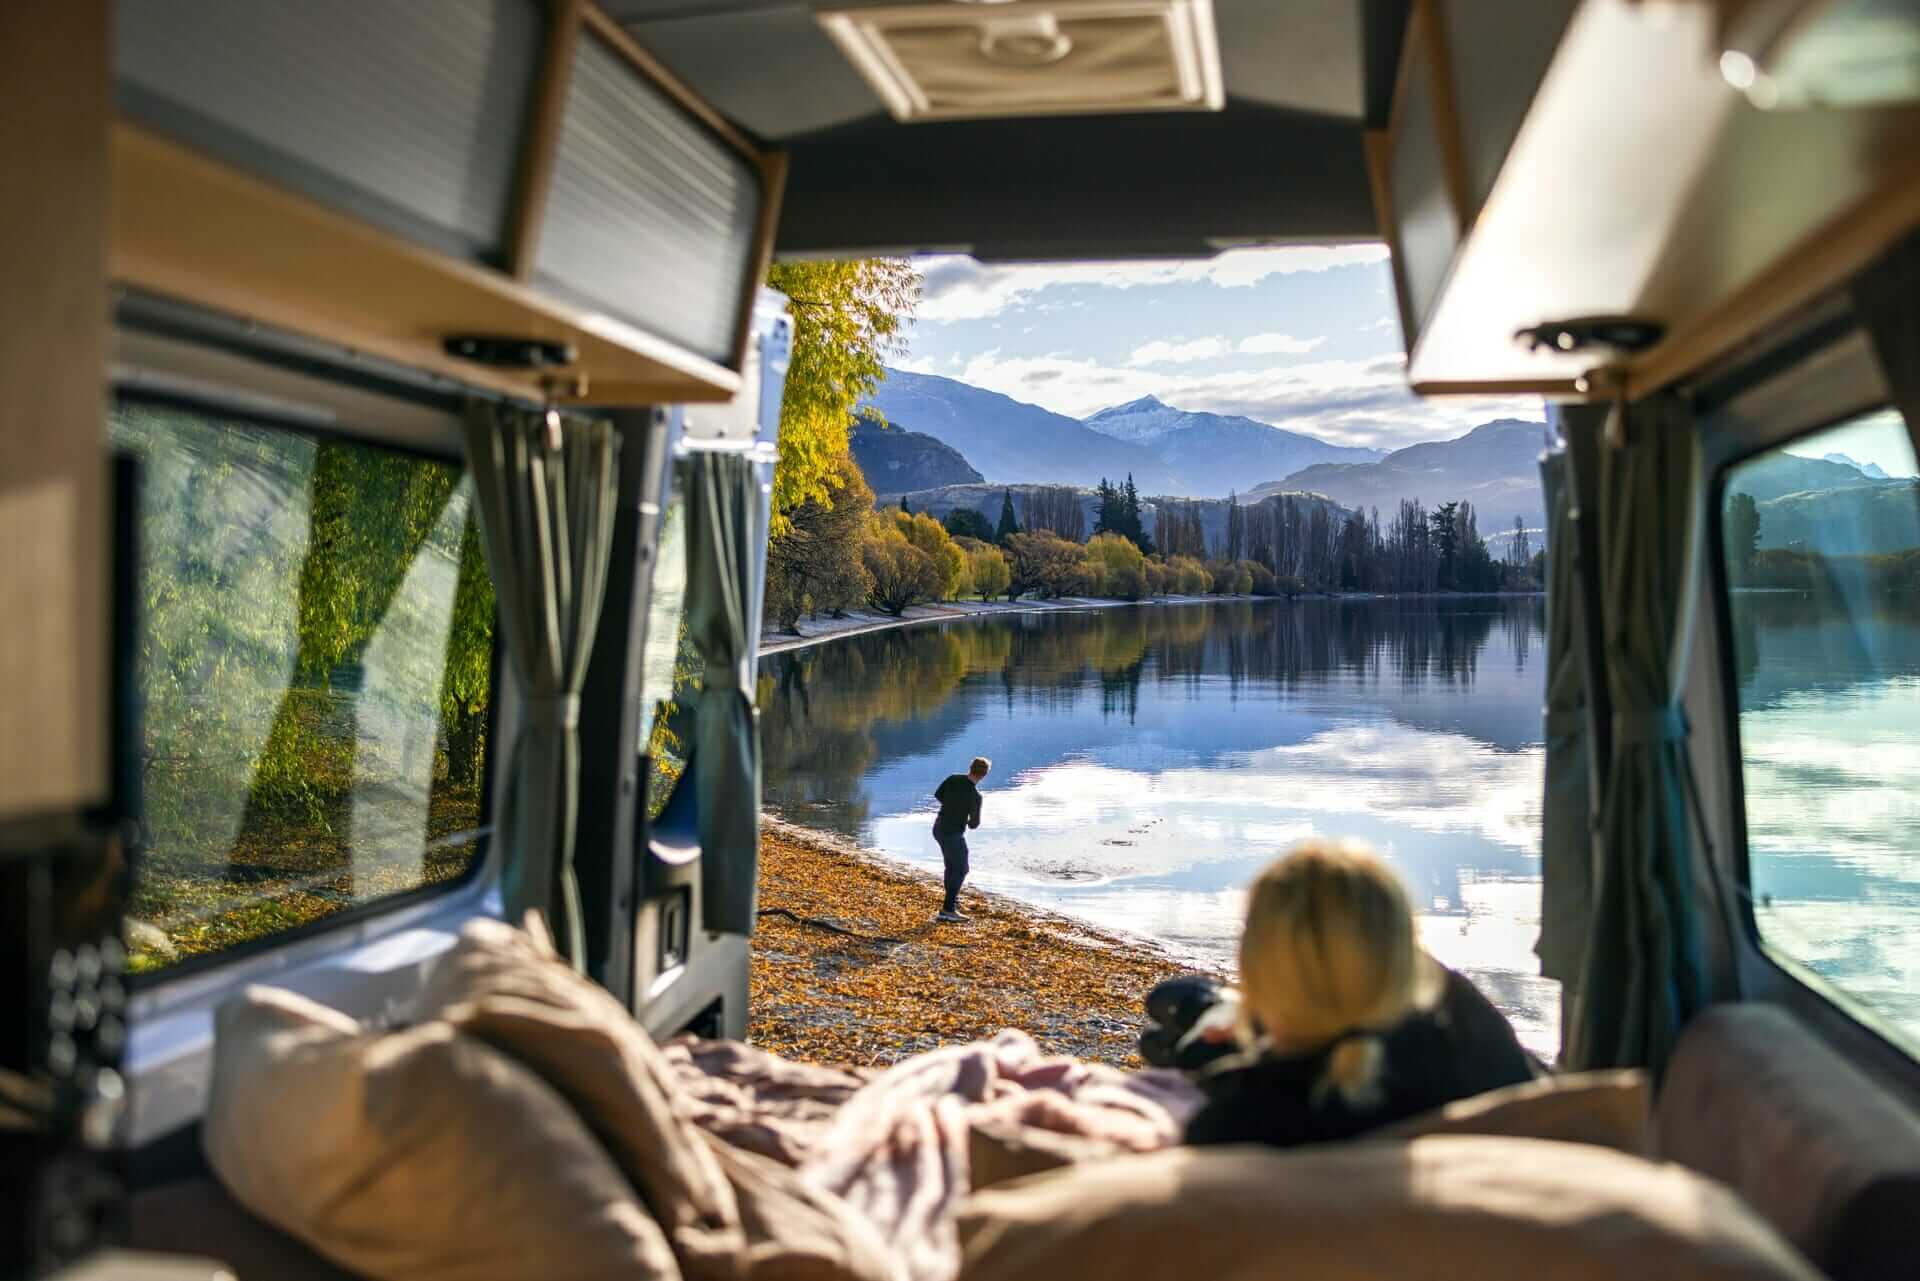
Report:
1237,332,1325,356
915,243,1391,322
1129,337,1230,366
952,348,1543,449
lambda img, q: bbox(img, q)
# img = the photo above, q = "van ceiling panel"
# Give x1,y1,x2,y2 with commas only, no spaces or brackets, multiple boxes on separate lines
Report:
610,0,1410,258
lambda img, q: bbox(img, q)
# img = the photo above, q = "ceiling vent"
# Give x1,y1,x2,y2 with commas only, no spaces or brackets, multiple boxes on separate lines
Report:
817,0,1225,123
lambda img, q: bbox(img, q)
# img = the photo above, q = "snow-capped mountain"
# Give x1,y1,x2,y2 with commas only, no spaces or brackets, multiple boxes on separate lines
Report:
1082,395,1383,498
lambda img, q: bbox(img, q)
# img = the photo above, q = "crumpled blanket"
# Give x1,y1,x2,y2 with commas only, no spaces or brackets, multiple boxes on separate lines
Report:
671,1030,1202,1281
662,1035,876,1166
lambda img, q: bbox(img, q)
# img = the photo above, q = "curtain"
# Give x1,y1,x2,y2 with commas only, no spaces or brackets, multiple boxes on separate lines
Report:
684,449,762,935
464,401,620,970
1855,232,1920,435
1533,448,1592,1004
1564,392,1709,1073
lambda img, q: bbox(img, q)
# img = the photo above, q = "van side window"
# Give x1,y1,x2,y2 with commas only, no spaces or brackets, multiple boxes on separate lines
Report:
112,398,494,973
638,468,694,814
1720,407,1920,1055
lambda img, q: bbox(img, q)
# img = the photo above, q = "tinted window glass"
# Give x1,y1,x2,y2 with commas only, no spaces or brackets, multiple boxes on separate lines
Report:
638,467,696,815
113,398,493,971
1722,407,1920,1053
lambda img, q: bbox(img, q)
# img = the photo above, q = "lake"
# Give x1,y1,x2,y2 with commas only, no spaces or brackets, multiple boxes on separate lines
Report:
758,598,1562,1056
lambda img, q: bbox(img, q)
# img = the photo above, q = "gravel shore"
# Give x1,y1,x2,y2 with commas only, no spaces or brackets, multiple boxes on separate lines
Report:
748,818,1222,1068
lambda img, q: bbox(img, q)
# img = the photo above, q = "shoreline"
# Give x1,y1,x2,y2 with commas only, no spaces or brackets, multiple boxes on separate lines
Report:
759,590,1545,657
747,817,1218,1067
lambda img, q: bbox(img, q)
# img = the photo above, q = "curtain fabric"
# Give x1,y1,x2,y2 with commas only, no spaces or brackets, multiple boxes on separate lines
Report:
1564,393,1708,1073
463,401,620,970
684,449,762,935
1854,232,1920,433
1533,449,1592,995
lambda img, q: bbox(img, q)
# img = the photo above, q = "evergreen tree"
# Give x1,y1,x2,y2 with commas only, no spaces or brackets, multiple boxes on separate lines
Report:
900,495,910,514
1226,490,1244,562
995,488,1020,543
1122,474,1151,554
1726,492,1761,572
1092,477,1118,537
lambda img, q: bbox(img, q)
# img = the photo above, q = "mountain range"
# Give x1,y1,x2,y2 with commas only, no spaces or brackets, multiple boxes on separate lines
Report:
1250,419,1552,534
1081,395,1382,497
863,370,1181,494
850,418,983,492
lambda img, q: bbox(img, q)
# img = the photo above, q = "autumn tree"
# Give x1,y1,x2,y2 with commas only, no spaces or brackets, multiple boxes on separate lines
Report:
1006,530,1095,599
890,509,969,600
968,544,1012,601
766,259,919,536
862,520,942,615
1086,532,1148,600
765,452,874,630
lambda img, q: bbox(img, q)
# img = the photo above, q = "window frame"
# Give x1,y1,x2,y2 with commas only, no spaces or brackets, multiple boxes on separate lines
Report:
1700,320,1920,1068
112,360,501,990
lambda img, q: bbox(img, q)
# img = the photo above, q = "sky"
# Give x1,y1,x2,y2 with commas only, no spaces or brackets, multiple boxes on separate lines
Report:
1781,409,1919,478
893,244,1547,452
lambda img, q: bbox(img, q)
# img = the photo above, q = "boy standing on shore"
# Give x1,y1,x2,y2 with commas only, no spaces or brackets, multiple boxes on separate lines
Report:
932,757,991,922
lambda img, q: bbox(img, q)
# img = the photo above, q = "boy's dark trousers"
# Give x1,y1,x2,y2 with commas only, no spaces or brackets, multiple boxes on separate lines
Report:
934,828,969,913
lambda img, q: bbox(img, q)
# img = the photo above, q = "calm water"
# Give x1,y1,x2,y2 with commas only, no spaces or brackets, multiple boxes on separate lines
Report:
760,598,1562,1055
1731,593,1920,1052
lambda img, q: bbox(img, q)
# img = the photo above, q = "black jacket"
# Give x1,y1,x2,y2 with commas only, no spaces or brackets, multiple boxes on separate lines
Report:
933,774,982,836
1185,967,1535,1149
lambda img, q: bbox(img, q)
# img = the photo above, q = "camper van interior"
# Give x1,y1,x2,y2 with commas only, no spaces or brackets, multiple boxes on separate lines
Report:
4,1,1920,1278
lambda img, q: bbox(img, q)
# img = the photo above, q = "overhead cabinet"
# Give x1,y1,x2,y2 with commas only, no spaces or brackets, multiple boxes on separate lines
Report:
112,0,784,406
1375,0,1920,399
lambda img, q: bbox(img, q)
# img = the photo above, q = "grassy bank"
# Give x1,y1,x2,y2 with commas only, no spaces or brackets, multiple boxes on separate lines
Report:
748,820,1211,1068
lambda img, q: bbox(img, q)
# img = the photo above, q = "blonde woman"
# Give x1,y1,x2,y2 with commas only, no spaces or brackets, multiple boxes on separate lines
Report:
1185,839,1533,1148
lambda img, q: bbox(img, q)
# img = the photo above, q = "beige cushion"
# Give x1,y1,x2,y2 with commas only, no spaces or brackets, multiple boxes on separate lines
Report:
1375,1069,1650,1153
702,1131,893,1281
415,916,892,1281
129,1176,365,1281
412,917,743,1277
1657,1003,1920,1281
957,1136,1822,1281
966,1120,1120,1192
202,986,680,1281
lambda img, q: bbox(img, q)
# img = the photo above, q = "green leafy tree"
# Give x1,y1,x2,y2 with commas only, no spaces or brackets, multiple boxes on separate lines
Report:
995,489,1020,543
943,506,994,542
765,259,919,537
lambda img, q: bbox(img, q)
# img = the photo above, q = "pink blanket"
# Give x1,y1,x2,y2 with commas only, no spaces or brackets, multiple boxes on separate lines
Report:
670,1031,1201,1281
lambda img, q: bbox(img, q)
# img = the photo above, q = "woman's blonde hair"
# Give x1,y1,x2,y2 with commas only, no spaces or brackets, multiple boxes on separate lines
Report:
1236,839,1440,1108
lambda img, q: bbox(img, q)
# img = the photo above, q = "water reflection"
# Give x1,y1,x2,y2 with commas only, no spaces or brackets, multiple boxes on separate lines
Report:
760,598,1561,1055
1730,591,1920,1045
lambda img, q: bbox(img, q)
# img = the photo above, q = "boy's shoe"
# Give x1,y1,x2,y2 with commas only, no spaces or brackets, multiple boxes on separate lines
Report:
935,910,970,923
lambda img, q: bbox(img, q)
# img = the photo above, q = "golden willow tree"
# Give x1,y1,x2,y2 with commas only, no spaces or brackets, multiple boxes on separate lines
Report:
766,259,920,535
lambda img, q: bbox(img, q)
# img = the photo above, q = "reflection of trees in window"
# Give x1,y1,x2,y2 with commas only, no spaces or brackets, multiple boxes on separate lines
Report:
114,402,491,966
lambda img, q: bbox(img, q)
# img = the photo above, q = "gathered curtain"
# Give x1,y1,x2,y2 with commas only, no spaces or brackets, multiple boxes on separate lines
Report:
1533,448,1593,1013
1855,232,1920,438
684,449,762,935
463,401,620,970
1563,393,1709,1074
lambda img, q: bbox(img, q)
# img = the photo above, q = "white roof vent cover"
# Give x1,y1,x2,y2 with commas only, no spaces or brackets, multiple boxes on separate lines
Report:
818,0,1225,123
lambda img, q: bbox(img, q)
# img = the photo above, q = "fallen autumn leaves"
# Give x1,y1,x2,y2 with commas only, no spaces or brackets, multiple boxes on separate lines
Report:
749,820,1221,1069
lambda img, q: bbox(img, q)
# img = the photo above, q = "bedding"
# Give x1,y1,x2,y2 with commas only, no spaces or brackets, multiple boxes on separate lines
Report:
202,986,681,1281
956,1137,1825,1281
